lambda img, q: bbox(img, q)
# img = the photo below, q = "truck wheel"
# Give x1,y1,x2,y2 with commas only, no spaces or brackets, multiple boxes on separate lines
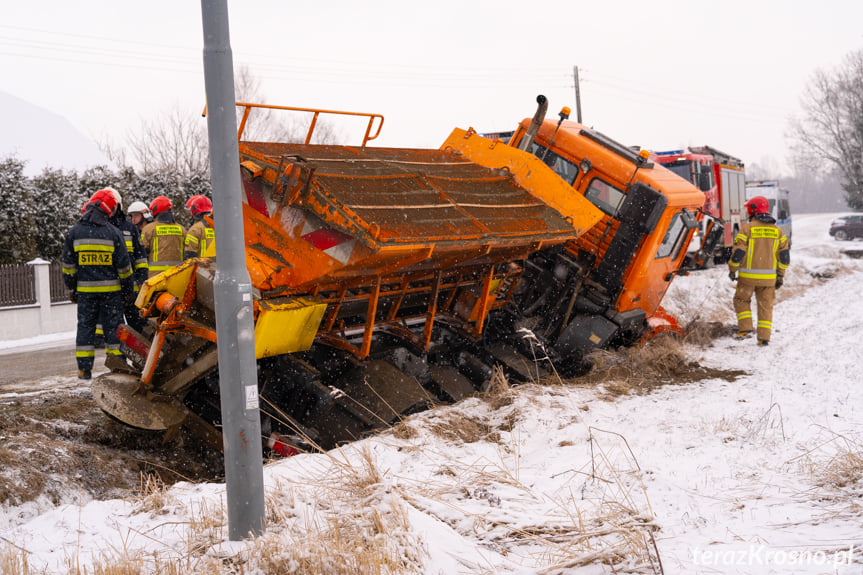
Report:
835,230,848,241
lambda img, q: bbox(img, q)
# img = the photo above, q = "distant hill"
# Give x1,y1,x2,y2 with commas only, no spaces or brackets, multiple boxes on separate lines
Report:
0,91,112,176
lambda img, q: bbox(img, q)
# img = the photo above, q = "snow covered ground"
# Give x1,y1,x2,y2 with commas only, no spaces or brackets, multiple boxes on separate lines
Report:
1,212,862,574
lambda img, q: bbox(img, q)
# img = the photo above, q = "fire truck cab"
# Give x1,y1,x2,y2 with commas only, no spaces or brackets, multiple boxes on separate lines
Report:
655,146,746,265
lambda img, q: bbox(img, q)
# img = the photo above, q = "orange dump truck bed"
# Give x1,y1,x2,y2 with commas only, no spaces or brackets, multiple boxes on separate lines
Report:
238,139,602,293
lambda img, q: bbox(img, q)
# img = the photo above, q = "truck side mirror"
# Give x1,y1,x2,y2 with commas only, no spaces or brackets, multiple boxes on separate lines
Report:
699,172,712,191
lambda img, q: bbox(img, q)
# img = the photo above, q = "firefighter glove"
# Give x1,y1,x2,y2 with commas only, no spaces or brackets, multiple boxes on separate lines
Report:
69,290,77,304
775,276,784,289
728,270,736,282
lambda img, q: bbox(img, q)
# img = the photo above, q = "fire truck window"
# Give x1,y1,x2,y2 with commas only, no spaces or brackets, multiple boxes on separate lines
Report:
528,142,579,184
656,212,688,259
778,200,789,220
665,162,693,183
585,178,626,215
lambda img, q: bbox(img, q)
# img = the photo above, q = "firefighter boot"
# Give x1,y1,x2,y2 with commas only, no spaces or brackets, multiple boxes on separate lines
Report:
77,369,92,380
757,339,769,346
734,330,753,340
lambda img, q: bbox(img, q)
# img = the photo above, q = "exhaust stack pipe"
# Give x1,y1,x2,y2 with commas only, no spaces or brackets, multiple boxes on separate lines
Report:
517,94,548,152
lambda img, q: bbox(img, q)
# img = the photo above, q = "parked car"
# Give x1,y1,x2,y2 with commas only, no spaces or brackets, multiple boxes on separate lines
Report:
829,214,863,241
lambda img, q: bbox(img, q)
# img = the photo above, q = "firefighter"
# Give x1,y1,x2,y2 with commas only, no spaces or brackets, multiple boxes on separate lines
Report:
728,195,790,346
127,200,153,233
61,189,134,380
103,188,149,334
92,189,150,347
183,195,216,259
141,196,186,278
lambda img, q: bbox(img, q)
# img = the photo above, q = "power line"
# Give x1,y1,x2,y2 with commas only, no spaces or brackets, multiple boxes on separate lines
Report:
582,68,795,117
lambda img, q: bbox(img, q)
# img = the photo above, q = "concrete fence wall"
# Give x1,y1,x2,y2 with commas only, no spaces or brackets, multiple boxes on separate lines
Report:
0,259,77,343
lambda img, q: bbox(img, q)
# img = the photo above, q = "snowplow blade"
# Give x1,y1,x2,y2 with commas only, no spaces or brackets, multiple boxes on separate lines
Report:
92,373,186,431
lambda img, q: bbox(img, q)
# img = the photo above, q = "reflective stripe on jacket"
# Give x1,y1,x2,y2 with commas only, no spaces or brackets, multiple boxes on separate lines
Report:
184,219,216,259
729,220,789,286
111,214,149,285
61,208,134,294
142,219,186,276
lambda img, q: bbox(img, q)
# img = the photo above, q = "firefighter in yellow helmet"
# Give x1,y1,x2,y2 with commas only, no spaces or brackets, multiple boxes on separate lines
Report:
183,195,216,259
728,195,790,345
141,196,186,278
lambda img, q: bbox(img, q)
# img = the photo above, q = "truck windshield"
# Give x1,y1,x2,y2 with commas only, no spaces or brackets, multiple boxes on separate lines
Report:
526,142,579,185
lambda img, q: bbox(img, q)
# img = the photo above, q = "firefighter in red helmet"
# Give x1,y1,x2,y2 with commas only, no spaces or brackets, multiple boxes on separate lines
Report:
61,189,134,379
141,196,186,278
728,195,790,345
183,194,216,259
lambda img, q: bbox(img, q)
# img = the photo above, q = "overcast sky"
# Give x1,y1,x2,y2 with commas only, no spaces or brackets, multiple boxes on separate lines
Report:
3,1,862,176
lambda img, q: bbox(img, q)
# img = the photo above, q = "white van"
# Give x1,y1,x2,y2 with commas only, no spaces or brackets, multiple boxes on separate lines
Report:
745,181,792,246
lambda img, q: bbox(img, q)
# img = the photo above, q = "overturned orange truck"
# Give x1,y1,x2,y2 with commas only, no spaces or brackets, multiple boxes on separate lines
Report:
93,96,704,452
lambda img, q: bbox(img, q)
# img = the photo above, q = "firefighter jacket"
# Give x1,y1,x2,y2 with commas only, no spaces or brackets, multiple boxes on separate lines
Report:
728,214,790,287
142,211,186,277
110,209,149,287
61,205,134,295
183,215,215,259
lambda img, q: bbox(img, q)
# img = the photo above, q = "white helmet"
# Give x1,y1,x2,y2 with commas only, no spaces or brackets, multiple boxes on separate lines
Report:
127,200,150,215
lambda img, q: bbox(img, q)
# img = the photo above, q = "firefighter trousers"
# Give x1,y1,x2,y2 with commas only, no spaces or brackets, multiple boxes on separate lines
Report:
76,292,125,371
733,282,775,342
96,290,147,335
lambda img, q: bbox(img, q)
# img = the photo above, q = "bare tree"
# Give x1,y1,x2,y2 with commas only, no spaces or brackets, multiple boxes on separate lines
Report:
234,65,340,144
125,106,209,176
788,49,863,210
111,65,341,176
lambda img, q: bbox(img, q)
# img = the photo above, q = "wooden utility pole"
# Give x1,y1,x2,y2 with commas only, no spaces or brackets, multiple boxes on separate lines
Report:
573,65,583,123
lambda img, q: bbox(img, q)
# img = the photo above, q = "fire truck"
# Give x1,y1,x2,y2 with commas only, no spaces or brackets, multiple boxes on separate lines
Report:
746,180,792,245
655,146,746,265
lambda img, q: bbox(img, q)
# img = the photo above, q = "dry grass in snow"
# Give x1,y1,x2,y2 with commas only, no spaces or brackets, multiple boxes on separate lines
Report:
1,377,667,575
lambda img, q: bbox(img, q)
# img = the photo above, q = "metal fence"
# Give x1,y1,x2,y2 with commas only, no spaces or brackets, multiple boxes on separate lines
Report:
49,261,71,303
0,263,37,307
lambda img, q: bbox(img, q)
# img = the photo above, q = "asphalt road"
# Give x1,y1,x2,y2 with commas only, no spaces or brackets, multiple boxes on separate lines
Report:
0,340,107,391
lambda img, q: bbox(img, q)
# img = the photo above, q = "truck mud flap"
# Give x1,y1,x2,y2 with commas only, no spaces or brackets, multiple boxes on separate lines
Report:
556,314,618,356
335,360,433,425
427,365,476,402
484,342,551,383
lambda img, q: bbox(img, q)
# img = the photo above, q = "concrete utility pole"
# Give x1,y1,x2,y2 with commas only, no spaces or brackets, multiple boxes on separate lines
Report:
573,65,583,123
200,0,266,539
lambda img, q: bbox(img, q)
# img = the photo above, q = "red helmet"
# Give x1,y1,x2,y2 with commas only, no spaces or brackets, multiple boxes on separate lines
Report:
745,195,769,218
88,188,118,216
149,196,172,217
185,194,213,217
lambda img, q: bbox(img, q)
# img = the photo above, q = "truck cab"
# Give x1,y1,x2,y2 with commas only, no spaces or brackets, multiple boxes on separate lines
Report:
506,117,704,359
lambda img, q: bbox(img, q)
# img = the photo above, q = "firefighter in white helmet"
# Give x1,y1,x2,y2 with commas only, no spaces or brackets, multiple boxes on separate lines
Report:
126,200,153,234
